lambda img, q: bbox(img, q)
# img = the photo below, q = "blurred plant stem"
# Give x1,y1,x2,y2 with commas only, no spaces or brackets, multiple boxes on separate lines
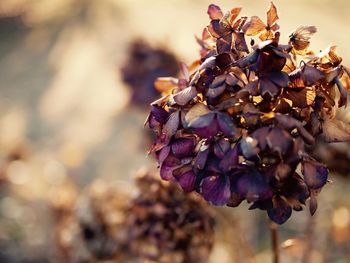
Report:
215,208,256,263
270,220,279,263
302,215,316,263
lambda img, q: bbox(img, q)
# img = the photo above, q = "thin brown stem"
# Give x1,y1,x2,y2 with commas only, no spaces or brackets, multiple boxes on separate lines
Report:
270,220,279,263
302,214,315,263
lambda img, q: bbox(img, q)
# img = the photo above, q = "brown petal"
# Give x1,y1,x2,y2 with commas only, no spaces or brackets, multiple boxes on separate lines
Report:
242,16,266,36
233,32,249,52
154,77,178,93
229,7,242,26
267,2,279,27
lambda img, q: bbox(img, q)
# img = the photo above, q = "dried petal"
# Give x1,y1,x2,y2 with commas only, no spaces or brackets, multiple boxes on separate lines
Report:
176,170,196,192
302,160,328,189
201,175,230,205
207,4,223,20
267,196,292,224
243,16,266,36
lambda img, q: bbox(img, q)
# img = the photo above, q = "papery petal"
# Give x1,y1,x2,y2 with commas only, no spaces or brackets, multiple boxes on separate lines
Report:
236,169,272,202
217,33,232,54
172,86,197,106
207,4,223,20
184,103,211,126
171,138,195,158
213,138,230,159
240,137,259,160
150,105,169,124
217,113,237,137
266,128,292,155
176,170,196,192
201,175,231,205
243,16,266,36
219,144,239,172
252,126,270,151
267,2,279,27
194,144,210,169
267,196,292,224
302,160,328,189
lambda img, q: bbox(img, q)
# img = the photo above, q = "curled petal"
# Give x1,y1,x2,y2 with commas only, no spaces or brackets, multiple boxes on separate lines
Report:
302,160,328,189
201,175,231,205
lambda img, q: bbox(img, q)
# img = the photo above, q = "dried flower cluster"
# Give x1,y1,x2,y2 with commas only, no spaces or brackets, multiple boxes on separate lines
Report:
53,172,215,262
146,3,350,224
121,40,180,105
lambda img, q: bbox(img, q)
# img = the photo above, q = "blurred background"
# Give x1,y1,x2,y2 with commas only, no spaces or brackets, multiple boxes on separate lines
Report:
0,0,349,262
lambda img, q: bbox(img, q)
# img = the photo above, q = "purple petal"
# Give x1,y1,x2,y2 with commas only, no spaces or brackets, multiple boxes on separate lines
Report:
161,111,180,144
240,137,259,160
188,112,215,128
217,113,237,137
172,86,197,106
190,113,218,138
176,170,196,192
207,4,223,20
194,145,210,169
201,175,230,206
266,128,293,155
267,196,292,225
213,138,230,159
150,105,169,124
219,144,239,172
252,126,270,150
157,146,170,164
160,164,176,180
236,170,272,202
171,138,195,158
302,160,328,189
160,155,182,180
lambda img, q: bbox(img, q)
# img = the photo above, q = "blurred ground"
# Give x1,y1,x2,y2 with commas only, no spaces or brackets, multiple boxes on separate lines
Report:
0,0,349,262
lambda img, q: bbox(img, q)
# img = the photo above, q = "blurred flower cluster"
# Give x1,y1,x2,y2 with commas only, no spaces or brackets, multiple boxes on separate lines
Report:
121,40,180,106
146,2,350,224
53,171,215,263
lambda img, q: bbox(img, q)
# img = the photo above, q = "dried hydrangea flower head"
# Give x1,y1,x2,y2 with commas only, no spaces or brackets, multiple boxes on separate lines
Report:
53,173,215,262
146,2,350,224
53,180,132,262
121,39,180,106
77,180,131,261
125,172,215,263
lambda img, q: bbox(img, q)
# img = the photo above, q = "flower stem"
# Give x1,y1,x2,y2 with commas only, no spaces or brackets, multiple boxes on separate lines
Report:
270,220,279,263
